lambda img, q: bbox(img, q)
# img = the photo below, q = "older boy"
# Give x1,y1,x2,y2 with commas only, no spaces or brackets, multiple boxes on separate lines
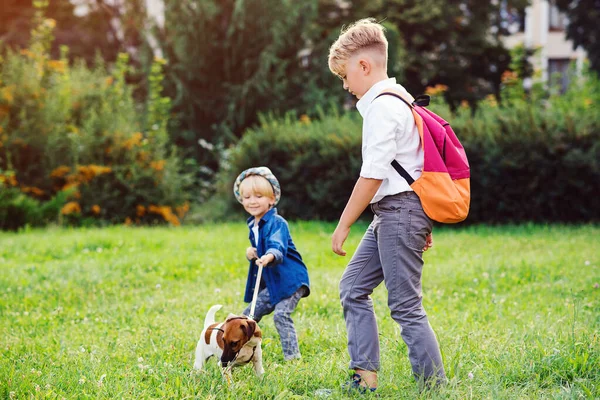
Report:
328,19,445,392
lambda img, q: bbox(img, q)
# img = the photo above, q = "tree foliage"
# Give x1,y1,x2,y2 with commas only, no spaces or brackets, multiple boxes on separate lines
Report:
555,0,600,73
0,0,148,65
155,0,335,163
340,0,530,107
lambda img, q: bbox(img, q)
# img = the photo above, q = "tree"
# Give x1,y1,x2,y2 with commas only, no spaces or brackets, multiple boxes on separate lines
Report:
555,0,600,73
156,0,324,163
0,0,78,53
0,0,148,65
333,0,530,107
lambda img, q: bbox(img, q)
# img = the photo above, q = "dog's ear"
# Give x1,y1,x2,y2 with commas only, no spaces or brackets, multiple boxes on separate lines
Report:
242,320,257,339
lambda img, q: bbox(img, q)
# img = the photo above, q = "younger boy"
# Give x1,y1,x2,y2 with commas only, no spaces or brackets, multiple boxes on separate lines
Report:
233,166,310,361
328,19,445,392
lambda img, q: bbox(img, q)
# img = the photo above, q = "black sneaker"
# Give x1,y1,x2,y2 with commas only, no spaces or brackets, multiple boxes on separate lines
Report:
341,373,377,394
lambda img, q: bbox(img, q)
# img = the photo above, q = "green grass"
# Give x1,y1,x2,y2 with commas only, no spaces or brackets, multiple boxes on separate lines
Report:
1,223,599,399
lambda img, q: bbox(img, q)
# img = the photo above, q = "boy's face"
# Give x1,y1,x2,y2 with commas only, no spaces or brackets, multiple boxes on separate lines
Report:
241,190,274,221
341,55,371,99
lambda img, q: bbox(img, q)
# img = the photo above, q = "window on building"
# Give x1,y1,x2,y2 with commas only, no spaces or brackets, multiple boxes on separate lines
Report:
549,2,568,31
548,58,572,93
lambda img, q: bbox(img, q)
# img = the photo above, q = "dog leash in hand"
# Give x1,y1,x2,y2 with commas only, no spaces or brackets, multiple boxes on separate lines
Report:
248,262,264,320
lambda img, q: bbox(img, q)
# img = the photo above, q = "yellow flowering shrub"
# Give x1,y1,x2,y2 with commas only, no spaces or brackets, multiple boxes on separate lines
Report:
61,201,81,215
0,6,191,229
424,84,449,96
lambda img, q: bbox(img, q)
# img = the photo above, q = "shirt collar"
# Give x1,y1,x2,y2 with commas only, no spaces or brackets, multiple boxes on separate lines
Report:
356,77,397,117
246,207,277,227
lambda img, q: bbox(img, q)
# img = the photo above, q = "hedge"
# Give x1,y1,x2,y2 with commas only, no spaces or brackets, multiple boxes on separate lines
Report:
215,72,600,224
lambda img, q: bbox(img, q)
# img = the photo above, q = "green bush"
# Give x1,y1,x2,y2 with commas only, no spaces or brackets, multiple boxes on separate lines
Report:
213,109,362,221
0,9,191,230
215,70,599,223
0,180,67,230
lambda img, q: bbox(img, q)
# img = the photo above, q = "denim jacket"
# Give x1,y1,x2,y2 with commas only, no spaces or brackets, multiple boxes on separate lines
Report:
244,208,310,305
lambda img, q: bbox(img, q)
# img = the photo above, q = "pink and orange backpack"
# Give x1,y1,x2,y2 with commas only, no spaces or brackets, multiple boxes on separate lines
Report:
376,90,470,223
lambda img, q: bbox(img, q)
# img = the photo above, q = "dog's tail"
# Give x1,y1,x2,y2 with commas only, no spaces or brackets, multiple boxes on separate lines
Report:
203,304,223,329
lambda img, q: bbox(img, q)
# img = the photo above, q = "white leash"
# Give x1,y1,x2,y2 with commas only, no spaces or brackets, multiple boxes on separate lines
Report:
248,262,264,320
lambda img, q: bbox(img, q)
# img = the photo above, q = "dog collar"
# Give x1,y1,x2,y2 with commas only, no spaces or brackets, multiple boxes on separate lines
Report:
239,346,257,365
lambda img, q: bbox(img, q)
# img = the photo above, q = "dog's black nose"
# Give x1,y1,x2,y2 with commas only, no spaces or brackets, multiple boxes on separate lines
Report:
221,361,228,368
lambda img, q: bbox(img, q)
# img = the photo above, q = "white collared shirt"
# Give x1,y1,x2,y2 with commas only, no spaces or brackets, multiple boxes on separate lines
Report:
356,77,423,203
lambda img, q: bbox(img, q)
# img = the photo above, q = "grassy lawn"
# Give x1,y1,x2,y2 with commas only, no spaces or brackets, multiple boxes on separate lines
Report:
1,223,598,399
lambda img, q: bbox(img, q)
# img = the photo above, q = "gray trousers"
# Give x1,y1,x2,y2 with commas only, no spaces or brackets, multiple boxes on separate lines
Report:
242,286,306,361
339,192,445,381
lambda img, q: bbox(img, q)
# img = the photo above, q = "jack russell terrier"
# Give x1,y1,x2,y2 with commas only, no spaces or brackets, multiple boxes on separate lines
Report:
193,304,264,380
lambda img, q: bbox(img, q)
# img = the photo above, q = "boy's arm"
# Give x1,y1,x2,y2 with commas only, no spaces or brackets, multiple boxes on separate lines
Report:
332,177,382,256
260,220,290,266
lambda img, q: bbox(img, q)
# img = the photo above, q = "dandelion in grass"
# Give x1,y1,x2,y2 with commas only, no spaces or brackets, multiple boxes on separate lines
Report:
468,372,474,380
585,260,590,266
214,288,221,293
156,284,161,289
78,377,86,384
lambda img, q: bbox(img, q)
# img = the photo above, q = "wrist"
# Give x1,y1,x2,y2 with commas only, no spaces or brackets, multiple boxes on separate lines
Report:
336,222,351,231
263,253,275,264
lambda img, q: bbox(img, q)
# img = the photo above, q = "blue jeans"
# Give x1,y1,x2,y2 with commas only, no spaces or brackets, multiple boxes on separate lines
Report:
242,285,307,360
339,192,445,382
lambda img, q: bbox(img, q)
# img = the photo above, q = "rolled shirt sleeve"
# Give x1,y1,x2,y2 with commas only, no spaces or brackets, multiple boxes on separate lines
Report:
264,220,290,265
359,97,402,180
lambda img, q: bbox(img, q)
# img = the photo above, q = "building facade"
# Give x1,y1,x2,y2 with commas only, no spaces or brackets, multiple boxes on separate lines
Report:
503,0,587,91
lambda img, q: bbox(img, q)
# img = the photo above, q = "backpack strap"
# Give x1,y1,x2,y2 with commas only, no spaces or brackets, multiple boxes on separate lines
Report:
391,159,415,185
374,90,425,186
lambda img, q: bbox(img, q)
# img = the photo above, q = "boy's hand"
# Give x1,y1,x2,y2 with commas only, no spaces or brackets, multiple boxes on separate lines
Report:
332,225,350,256
423,233,433,251
255,253,275,267
246,247,258,261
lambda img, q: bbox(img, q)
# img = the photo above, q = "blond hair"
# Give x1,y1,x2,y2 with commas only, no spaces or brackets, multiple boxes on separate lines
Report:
328,18,388,78
239,175,275,200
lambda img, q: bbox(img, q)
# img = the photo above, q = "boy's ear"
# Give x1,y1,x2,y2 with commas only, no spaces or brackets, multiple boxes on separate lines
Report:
359,59,371,75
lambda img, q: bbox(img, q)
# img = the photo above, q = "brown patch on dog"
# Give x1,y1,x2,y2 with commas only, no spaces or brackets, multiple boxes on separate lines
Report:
204,323,224,348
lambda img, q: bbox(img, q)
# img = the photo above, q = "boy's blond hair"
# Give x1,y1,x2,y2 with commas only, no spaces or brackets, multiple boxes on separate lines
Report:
328,18,388,78
239,175,275,200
